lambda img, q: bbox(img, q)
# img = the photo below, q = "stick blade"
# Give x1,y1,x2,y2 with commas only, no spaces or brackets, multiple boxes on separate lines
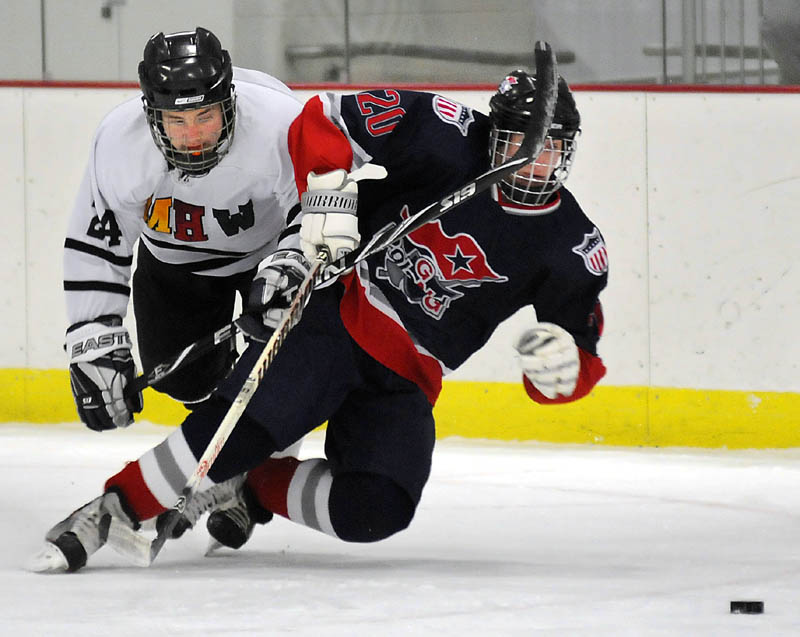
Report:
106,518,153,567
516,40,558,160
148,509,180,564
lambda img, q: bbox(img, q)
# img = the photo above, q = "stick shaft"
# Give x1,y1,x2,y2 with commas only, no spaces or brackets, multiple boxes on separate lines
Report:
148,253,327,562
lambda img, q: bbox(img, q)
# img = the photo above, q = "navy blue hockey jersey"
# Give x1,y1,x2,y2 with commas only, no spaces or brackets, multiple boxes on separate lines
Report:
288,90,607,405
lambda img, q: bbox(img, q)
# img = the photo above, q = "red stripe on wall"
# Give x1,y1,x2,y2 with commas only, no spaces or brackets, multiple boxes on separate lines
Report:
2,79,799,94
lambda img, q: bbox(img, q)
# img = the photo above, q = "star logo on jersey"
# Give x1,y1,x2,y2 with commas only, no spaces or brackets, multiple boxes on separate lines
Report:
572,227,608,276
445,245,477,275
376,205,508,319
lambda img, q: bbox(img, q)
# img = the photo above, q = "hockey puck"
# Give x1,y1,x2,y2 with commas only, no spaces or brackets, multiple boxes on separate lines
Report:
730,600,764,614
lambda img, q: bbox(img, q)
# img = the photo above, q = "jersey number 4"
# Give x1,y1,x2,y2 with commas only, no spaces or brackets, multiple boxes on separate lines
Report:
87,208,122,247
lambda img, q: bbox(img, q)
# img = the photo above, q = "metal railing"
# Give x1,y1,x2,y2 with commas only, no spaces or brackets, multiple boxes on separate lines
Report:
646,0,777,83
287,0,778,85
286,44,575,83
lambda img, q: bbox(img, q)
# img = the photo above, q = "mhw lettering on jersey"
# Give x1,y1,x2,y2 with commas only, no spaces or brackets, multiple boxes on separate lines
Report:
376,205,508,319
143,196,256,242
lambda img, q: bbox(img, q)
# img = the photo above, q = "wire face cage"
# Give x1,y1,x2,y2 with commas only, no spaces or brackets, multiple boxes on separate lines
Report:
489,129,577,206
143,94,236,176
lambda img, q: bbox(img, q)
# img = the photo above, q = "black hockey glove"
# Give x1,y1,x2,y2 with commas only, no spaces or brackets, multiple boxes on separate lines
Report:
65,317,143,431
238,249,311,342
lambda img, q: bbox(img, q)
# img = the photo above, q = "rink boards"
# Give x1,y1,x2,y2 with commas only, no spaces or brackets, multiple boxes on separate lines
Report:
2,369,799,448
1,85,798,447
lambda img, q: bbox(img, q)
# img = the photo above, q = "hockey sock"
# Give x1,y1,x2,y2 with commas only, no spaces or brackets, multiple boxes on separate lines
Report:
104,425,212,522
104,459,166,522
246,459,415,542
247,457,337,537
104,396,281,523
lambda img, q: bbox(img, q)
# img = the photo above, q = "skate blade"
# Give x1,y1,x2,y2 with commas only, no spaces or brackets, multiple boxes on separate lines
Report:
26,542,68,573
204,538,224,557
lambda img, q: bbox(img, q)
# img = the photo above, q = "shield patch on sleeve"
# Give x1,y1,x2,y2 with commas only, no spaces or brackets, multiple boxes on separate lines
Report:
571,227,608,276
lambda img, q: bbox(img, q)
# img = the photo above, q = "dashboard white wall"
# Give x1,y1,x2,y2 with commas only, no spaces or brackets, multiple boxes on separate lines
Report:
0,87,796,395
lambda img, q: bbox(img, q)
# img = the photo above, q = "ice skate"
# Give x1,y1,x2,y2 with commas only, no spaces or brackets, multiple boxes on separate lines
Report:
205,481,273,554
203,440,302,554
155,473,247,539
27,491,137,573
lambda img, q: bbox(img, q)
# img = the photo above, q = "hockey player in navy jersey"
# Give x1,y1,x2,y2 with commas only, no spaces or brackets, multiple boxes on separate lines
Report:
31,66,609,572
63,27,303,430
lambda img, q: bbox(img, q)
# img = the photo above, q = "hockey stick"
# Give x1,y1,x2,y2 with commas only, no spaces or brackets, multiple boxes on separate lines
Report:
124,41,557,396
107,41,556,567
100,258,320,568
125,323,238,396
101,255,325,568
143,250,327,564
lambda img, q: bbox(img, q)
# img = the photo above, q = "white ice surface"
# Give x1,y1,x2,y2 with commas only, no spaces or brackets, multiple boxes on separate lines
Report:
3,422,800,636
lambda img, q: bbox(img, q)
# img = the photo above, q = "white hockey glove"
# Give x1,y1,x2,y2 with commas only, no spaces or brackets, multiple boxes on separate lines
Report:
66,318,143,431
240,249,311,342
514,322,580,399
300,169,360,265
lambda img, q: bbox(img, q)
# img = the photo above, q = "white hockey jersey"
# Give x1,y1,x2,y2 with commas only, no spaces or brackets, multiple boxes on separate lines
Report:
63,67,303,326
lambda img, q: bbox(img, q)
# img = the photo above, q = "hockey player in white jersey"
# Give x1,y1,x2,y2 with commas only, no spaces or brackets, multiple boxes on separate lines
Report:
64,27,303,431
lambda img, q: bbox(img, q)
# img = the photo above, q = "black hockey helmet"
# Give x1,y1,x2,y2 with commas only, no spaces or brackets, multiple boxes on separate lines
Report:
489,69,580,206
138,27,236,176
489,69,580,139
